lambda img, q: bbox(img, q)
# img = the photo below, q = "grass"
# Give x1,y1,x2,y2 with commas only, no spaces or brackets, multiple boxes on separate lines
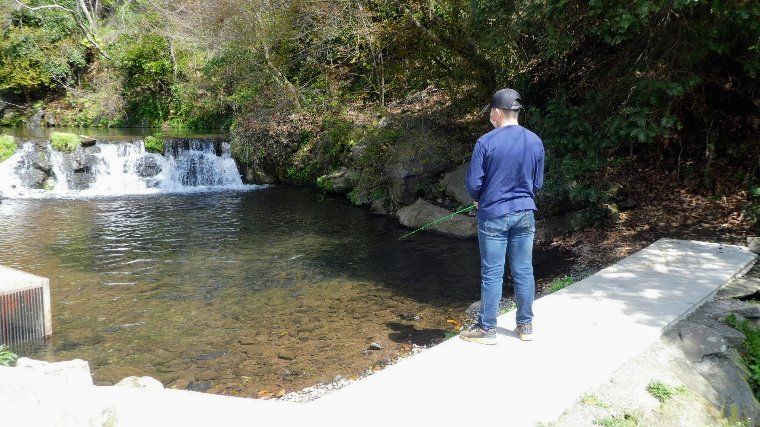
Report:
0,134,16,162
0,344,18,366
548,275,575,293
581,393,609,408
144,134,164,154
725,313,760,395
646,380,686,402
50,132,80,152
593,413,639,427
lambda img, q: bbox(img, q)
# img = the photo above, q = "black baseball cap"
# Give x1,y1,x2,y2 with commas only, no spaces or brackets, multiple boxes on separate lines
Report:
482,88,522,114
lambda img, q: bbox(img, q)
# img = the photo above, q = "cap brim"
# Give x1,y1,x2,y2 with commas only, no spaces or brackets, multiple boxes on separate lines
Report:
481,104,491,114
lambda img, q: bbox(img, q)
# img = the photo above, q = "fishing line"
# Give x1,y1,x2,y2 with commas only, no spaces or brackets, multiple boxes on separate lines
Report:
399,204,476,240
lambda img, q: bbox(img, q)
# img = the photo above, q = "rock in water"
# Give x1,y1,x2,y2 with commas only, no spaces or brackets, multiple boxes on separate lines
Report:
396,199,477,239
748,237,760,254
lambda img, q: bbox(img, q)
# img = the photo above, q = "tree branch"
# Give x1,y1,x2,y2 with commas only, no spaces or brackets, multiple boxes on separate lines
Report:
15,0,112,60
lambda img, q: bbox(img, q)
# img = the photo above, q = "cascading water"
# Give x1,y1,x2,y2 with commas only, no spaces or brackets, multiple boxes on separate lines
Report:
0,139,256,198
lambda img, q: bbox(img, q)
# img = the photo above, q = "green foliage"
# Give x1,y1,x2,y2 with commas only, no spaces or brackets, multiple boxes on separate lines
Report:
143,134,164,154
0,344,18,367
726,314,760,397
116,33,175,126
645,380,686,403
0,5,87,98
548,275,575,293
593,413,639,427
50,132,80,152
0,134,16,162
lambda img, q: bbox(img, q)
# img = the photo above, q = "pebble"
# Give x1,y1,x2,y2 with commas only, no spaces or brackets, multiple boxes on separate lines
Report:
279,344,425,402
369,342,382,350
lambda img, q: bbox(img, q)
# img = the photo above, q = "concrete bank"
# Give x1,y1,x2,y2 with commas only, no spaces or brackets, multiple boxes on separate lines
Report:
1,238,756,426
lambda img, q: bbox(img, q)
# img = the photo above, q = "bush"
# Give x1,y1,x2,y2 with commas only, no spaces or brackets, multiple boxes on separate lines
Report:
144,135,164,154
0,134,16,162
0,344,18,366
50,132,80,152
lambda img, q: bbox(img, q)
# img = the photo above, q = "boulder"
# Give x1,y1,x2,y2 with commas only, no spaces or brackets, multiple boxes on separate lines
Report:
695,349,760,422
676,322,729,362
242,164,279,185
716,277,760,300
26,109,45,129
749,237,760,254
134,155,162,178
384,133,450,205
732,303,760,319
15,357,92,386
16,166,48,189
396,199,477,239
440,162,472,205
318,168,354,194
56,146,101,190
79,136,97,147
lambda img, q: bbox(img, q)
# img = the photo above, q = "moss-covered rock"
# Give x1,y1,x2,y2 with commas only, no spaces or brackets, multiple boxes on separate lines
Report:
50,132,80,152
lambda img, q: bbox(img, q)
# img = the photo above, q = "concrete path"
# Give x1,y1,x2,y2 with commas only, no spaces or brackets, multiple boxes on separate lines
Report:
3,239,756,426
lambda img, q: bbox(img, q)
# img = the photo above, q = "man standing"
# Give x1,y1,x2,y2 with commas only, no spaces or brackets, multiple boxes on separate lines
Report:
460,88,544,344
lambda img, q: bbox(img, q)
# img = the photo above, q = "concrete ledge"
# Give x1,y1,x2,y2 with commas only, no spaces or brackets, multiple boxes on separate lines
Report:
2,239,755,427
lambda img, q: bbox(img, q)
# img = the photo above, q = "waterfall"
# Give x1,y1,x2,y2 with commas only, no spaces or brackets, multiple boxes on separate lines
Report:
0,139,256,198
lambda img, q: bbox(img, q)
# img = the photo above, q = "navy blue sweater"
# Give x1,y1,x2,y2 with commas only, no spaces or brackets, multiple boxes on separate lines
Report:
465,125,545,220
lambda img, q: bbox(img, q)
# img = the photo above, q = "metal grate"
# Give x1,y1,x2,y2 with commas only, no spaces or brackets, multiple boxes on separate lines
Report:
0,266,52,352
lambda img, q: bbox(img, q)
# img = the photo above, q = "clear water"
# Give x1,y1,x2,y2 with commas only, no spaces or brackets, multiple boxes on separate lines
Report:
0,188,573,396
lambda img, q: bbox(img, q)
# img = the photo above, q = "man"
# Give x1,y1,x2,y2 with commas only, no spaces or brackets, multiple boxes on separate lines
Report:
460,88,544,344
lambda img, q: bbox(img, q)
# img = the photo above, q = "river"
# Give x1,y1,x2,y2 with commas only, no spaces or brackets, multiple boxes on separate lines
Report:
0,136,572,396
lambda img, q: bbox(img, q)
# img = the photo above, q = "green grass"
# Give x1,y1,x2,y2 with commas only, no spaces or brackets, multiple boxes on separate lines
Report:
0,134,16,162
144,134,164,154
725,314,760,396
593,413,638,427
548,275,575,293
50,132,80,152
646,380,686,402
0,344,18,366
593,413,639,427
581,393,609,408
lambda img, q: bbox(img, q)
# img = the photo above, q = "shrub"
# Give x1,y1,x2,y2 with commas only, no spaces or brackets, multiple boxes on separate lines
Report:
0,344,18,366
0,134,16,162
646,380,686,402
50,132,80,152
144,135,164,154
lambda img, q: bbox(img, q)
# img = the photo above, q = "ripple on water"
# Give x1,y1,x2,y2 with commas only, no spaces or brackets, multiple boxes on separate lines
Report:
0,188,573,395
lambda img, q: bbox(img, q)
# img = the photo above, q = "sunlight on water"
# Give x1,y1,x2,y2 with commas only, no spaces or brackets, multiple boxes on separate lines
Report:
0,187,571,396
0,139,258,199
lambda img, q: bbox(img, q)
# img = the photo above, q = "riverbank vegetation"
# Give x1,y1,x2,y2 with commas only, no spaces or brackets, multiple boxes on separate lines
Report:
1,0,759,227
0,133,14,160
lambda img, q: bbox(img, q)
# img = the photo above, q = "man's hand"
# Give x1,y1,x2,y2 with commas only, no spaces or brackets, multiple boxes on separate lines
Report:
474,201,479,209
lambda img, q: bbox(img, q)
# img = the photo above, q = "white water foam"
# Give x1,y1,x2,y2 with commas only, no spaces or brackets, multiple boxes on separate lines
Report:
0,139,260,199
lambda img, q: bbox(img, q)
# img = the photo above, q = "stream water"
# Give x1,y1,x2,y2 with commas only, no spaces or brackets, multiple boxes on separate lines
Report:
0,137,573,396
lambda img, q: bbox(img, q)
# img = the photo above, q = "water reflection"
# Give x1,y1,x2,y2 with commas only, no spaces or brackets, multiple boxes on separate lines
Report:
0,188,572,395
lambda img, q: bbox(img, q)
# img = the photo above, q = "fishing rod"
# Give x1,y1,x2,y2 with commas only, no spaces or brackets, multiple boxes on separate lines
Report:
399,203,476,240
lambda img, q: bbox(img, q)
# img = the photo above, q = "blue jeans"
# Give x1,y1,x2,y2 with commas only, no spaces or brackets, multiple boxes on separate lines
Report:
477,210,536,330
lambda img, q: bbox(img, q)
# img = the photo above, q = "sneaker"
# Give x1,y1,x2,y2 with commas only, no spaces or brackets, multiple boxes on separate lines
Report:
460,324,496,345
515,323,533,341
